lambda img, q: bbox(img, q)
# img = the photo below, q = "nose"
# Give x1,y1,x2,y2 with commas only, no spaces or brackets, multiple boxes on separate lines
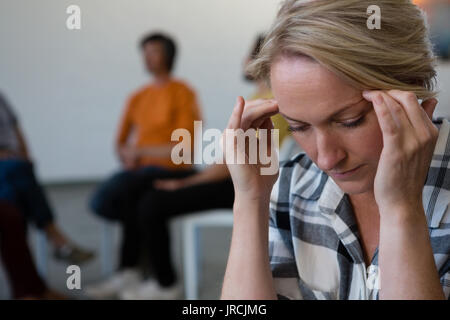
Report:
315,131,346,172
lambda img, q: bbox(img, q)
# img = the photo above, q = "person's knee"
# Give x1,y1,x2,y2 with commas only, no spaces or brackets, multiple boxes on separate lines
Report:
89,171,131,219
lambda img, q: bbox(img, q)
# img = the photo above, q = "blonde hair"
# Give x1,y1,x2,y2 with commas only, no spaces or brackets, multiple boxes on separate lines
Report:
248,0,437,100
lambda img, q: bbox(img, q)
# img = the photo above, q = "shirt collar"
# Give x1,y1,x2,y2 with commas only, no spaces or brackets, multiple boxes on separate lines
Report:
291,156,345,218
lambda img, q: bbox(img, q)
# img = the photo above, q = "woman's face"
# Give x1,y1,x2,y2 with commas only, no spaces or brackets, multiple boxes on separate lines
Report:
270,55,384,195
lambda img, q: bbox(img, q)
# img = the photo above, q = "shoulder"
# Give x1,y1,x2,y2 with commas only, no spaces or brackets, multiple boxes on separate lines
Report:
126,85,152,106
170,79,197,97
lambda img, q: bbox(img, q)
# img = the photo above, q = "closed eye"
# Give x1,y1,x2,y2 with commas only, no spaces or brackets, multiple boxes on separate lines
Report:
287,116,366,133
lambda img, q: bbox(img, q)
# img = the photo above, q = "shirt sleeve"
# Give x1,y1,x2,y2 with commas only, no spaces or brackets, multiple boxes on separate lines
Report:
173,86,202,135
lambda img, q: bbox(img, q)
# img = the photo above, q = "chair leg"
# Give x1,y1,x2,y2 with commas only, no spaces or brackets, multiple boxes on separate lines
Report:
35,231,48,280
183,220,198,300
195,226,202,285
101,222,114,278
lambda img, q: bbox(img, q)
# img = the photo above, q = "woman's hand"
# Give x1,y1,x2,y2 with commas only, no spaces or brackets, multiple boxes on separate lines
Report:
362,90,438,216
222,97,280,204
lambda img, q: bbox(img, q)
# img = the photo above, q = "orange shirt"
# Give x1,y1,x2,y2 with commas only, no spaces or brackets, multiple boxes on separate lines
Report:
117,79,201,170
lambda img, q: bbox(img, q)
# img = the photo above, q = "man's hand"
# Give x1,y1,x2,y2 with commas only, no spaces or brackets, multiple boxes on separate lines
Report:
118,145,140,170
153,178,187,191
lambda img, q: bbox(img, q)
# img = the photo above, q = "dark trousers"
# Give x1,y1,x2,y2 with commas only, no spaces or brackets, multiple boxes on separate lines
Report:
90,166,196,270
137,178,234,286
0,202,47,298
90,166,234,287
0,159,54,229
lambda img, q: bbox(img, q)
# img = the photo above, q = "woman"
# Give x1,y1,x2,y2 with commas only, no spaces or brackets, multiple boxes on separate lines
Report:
221,0,449,299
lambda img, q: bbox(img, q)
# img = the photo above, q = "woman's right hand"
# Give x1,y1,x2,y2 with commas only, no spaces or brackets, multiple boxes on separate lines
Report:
222,97,280,204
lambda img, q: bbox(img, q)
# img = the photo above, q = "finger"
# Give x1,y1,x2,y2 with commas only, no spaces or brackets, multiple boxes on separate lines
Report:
364,91,401,145
421,98,438,122
420,98,439,135
422,98,438,130
250,112,279,130
379,91,414,129
226,96,245,130
241,100,279,130
260,117,275,151
386,90,430,135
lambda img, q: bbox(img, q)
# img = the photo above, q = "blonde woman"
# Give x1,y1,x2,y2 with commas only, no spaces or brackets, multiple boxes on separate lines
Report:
221,0,449,300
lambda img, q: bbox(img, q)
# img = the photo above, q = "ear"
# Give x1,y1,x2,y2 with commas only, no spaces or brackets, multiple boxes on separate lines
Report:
421,98,438,121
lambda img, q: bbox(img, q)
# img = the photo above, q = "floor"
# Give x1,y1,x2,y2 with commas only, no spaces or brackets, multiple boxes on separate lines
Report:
0,182,233,300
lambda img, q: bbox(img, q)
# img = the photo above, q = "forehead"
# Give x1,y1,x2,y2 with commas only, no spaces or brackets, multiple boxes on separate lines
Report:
270,55,361,120
143,41,164,53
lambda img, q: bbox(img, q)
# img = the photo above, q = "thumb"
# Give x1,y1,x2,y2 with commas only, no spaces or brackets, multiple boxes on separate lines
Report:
421,98,438,121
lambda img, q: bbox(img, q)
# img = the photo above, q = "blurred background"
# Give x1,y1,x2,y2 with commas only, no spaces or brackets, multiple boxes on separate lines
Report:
0,0,449,300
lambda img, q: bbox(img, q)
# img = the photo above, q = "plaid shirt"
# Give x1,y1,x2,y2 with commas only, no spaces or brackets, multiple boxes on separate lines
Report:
269,118,450,300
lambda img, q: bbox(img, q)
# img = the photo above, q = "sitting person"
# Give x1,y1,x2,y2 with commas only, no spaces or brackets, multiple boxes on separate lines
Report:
221,0,449,300
86,33,295,300
119,163,234,300
0,92,94,264
0,201,66,299
87,32,202,299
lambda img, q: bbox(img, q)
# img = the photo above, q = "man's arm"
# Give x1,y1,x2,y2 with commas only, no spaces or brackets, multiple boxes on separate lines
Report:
153,164,230,191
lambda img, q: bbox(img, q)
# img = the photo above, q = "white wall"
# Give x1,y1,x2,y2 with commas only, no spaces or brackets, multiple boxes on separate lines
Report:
0,0,281,182
0,0,449,182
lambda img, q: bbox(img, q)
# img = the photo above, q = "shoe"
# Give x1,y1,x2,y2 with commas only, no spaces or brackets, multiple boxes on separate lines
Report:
84,269,142,300
53,244,95,265
119,279,182,300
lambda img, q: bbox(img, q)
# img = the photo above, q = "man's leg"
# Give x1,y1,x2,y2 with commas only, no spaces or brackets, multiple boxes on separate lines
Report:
0,160,54,229
0,202,47,299
137,178,235,287
90,166,195,269
90,169,145,269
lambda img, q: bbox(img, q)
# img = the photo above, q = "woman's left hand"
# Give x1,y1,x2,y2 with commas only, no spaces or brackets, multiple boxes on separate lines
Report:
362,90,438,216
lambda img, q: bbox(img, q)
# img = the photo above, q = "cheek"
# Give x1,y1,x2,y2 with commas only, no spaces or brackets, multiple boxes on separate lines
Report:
355,115,384,162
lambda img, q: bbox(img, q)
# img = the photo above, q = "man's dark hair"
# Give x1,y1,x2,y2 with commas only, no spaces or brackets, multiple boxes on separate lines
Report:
140,33,177,72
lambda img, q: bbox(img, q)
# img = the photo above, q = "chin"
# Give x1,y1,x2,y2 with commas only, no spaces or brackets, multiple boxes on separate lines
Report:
333,179,373,195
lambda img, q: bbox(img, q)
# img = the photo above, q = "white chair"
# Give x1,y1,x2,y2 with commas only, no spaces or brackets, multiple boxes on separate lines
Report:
100,221,115,278
181,209,233,300
34,230,49,280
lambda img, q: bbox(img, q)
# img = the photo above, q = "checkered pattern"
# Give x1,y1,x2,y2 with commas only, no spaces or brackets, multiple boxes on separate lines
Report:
269,119,450,300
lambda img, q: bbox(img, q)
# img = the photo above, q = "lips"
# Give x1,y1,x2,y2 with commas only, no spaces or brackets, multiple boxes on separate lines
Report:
336,167,359,175
329,165,363,179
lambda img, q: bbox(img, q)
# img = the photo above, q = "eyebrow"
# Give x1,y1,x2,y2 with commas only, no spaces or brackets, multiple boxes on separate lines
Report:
279,98,366,124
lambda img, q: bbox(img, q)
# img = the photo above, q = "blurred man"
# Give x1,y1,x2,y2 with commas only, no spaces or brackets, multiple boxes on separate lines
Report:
87,33,201,299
